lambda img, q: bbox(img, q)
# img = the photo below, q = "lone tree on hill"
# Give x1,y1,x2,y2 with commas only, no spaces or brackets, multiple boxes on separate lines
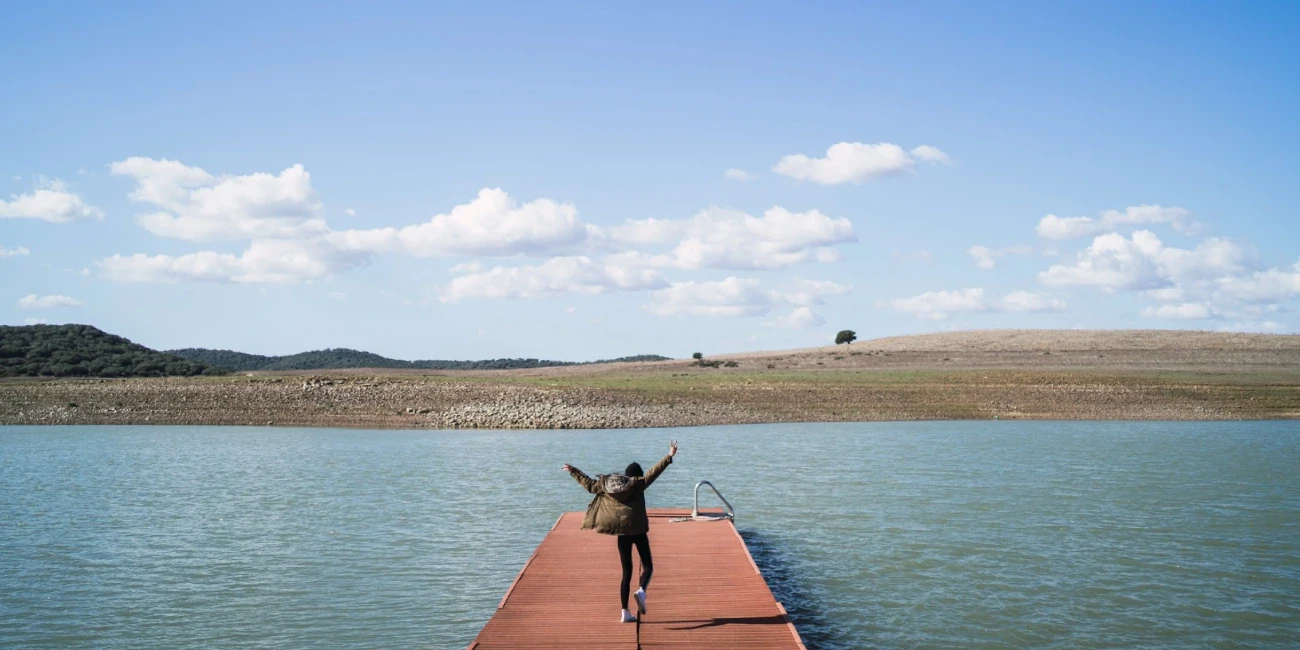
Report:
692,352,704,360
835,330,857,345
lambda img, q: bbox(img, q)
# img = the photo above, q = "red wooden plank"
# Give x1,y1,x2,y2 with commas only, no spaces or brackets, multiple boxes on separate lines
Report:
470,509,804,650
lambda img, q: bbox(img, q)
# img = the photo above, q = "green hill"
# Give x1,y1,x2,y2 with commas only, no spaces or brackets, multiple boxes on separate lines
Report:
0,324,669,378
0,325,225,378
168,347,672,371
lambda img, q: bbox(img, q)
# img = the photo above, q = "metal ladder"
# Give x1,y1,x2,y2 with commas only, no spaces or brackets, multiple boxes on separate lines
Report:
670,480,735,522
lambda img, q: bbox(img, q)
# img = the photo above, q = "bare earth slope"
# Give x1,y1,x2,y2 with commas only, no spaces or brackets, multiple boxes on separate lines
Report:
4,330,1298,428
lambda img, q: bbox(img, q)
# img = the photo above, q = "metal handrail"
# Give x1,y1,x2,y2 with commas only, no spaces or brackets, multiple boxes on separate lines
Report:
672,480,735,522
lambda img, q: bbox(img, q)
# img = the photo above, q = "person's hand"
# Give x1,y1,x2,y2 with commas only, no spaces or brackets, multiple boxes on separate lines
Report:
562,464,576,473
668,439,678,458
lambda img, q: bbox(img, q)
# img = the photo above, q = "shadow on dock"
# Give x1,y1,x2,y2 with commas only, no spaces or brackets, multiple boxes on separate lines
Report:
659,613,791,630
739,528,862,650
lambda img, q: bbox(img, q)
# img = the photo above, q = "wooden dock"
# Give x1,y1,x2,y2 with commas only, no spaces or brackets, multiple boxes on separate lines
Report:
469,509,806,650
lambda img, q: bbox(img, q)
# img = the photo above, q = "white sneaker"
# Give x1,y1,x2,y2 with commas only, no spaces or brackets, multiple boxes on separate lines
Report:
620,609,637,623
634,588,647,614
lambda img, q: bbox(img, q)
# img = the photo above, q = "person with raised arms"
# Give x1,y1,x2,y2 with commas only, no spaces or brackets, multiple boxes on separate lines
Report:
563,439,678,623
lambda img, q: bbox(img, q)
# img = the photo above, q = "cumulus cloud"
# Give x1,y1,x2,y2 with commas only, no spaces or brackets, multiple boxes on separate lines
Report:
1,245,31,258
102,158,855,291
105,160,611,283
1038,230,1248,291
644,277,849,320
885,288,1065,320
724,168,755,181
330,188,591,257
772,142,950,185
606,206,856,270
1036,205,1195,239
440,256,667,302
18,294,82,309
968,244,1033,269
1212,261,1300,304
100,239,368,284
0,178,102,222
885,288,986,320
111,158,326,241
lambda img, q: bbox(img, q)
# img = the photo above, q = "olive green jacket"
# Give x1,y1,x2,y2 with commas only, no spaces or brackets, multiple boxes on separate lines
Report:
569,454,673,536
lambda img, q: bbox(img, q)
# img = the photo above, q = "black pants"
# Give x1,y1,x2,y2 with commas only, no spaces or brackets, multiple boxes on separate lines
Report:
617,533,653,609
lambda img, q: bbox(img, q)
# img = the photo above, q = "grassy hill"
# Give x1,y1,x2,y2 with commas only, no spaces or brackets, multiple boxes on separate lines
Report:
0,325,225,378
167,347,671,371
0,324,670,378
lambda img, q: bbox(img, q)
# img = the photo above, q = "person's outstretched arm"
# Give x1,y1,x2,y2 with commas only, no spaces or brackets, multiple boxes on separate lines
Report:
640,439,678,489
563,464,601,494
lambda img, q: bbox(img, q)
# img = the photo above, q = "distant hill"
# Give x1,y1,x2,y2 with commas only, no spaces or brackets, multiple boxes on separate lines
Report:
0,325,225,378
168,347,671,371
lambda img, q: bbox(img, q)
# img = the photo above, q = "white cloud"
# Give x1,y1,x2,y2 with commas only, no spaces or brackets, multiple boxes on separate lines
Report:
1,245,31,258
105,159,612,283
909,145,952,165
770,306,826,329
328,292,346,300
772,142,950,185
440,256,667,302
1038,230,1248,291
724,168,755,181
1141,302,1213,319
1036,205,1194,239
18,294,82,309
100,239,367,284
23,318,49,325
885,288,1065,320
101,159,856,293
645,277,850,319
646,278,775,318
1213,261,1300,304
111,158,326,242
331,188,590,257
1037,215,1107,239
777,278,852,306
885,288,987,321
0,178,102,222
606,206,856,270
344,208,357,216
968,244,1032,269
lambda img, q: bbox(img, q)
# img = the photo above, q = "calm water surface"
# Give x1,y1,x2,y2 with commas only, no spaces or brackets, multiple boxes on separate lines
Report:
1,422,1297,649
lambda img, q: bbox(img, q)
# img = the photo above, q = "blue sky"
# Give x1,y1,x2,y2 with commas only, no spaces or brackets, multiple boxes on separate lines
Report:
3,1,1298,360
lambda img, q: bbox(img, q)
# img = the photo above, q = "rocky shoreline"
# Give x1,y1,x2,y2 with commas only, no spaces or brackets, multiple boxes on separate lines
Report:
3,367,1298,429
0,376,761,429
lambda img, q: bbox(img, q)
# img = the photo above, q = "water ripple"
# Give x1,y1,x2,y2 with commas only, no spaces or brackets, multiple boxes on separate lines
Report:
1,421,1298,648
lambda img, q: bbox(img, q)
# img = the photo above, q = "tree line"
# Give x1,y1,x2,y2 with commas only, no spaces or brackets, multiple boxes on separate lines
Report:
0,325,224,378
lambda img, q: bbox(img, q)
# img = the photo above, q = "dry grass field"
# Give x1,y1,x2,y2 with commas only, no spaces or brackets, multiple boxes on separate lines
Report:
3,330,1299,429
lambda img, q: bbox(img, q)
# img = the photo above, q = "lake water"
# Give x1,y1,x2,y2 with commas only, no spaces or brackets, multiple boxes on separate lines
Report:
1,422,1297,649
